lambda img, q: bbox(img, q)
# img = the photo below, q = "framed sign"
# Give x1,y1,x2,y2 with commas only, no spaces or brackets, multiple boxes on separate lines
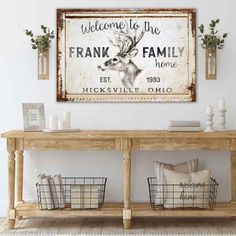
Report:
22,103,45,131
57,9,196,102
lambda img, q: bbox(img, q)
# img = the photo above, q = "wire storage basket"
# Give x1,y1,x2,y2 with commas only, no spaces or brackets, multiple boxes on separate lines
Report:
147,177,218,210
36,177,107,210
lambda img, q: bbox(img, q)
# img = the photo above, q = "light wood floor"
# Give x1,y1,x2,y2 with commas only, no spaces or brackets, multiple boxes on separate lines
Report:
1,217,236,234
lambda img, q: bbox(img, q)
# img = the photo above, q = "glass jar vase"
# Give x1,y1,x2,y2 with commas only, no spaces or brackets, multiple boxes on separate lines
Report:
205,47,217,80
38,49,49,80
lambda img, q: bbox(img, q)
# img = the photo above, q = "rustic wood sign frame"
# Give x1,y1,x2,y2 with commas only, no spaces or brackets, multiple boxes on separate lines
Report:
57,9,196,102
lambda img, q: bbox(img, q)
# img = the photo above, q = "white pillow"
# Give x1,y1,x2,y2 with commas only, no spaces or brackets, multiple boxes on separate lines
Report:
154,159,198,205
163,169,211,209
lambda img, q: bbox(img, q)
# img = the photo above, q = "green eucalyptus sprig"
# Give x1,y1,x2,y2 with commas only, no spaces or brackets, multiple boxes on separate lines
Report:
198,19,228,51
25,25,55,52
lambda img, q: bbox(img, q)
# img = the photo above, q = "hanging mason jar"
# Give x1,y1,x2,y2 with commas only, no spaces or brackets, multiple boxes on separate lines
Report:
205,47,217,80
38,49,49,80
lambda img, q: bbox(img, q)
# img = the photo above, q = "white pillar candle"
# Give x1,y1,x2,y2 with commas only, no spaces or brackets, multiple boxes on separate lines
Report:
219,98,226,110
206,105,214,115
58,120,65,130
49,115,58,130
63,112,71,129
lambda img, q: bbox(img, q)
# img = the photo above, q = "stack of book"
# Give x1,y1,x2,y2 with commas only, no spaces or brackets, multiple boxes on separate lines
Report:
168,120,201,132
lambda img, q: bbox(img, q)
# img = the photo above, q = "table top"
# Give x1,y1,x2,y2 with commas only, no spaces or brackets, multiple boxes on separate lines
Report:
2,130,236,139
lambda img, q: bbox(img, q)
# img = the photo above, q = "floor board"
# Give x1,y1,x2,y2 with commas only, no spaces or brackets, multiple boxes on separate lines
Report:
143,218,157,234
101,218,124,234
0,218,24,235
1,217,236,234
14,218,44,235
35,219,60,234
57,218,83,234
80,218,103,234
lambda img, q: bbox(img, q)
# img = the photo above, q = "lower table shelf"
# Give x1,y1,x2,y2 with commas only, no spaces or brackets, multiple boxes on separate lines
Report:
16,202,236,218
16,202,123,218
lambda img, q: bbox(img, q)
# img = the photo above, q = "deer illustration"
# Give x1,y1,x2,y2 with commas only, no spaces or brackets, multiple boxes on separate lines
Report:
98,25,145,88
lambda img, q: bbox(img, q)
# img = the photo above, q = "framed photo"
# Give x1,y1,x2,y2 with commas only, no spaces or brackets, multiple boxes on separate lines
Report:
57,9,196,103
22,103,45,131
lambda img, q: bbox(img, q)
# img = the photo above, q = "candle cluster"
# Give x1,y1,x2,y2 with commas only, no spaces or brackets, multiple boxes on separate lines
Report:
205,99,227,132
49,112,71,131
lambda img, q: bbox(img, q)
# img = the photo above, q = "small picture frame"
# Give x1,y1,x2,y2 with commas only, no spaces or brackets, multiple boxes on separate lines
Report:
22,103,45,131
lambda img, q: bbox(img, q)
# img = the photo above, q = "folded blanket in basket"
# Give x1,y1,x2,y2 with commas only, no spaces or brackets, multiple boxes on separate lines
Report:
37,174,47,210
41,176,54,210
49,177,59,209
71,185,99,209
53,175,66,209
37,174,66,210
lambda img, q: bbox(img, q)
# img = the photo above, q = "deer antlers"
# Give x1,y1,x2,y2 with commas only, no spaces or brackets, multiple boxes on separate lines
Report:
109,20,145,56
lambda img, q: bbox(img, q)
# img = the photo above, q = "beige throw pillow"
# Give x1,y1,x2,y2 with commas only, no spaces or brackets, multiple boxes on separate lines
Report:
154,159,198,205
163,169,211,209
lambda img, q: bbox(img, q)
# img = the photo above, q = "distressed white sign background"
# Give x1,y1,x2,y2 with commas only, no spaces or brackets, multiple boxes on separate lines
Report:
57,9,196,102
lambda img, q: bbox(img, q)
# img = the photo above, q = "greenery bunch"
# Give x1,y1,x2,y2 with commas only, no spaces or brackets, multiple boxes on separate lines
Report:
198,19,228,51
25,25,55,52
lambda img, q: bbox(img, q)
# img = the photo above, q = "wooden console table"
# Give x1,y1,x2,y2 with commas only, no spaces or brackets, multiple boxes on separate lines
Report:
2,130,236,230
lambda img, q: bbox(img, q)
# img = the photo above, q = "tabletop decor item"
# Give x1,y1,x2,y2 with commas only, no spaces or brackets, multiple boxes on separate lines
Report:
57,9,196,102
63,112,71,129
44,111,78,132
198,19,228,80
48,115,58,131
22,103,45,131
204,105,215,132
25,25,55,80
58,120,65,130
218,98,227,131
168,120,201,132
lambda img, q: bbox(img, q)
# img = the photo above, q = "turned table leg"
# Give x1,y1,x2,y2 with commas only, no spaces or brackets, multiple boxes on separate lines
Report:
7,139,16,229
123,150,132,229
231,151,236,202
16,140,24,220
